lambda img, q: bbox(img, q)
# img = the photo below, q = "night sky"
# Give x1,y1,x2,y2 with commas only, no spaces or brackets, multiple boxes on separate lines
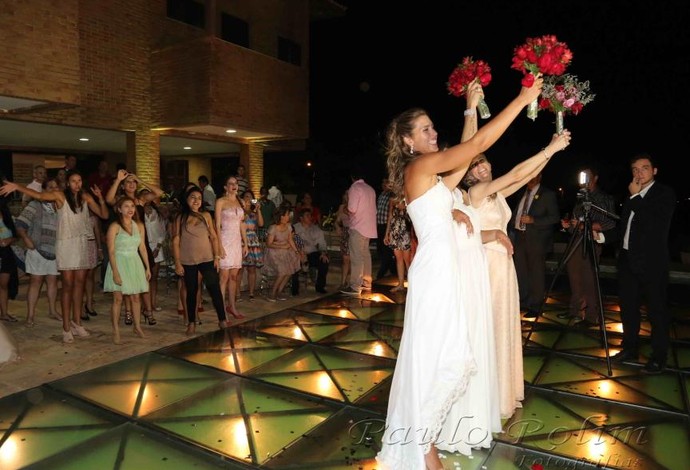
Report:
305,0,689,211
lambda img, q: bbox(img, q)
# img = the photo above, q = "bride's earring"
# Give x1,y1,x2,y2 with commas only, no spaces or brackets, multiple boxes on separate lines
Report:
409,144,414,154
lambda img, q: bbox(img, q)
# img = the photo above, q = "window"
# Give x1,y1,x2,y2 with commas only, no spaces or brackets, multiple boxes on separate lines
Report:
220,13,249,48
167,0,205,29
278,36,301,66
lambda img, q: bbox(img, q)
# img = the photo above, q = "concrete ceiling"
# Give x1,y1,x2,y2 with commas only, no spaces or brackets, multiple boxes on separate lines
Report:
0,96,292,157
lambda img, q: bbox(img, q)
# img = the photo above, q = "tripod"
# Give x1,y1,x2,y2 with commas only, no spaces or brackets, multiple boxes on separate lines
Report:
535,190,619,375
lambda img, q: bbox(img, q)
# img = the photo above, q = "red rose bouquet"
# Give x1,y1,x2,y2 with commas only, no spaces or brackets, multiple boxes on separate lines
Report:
447,56,492,119
539,73,595,133
511,35,573,120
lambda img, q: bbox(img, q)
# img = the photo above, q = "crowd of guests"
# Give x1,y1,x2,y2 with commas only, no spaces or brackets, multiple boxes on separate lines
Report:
0,158,347,348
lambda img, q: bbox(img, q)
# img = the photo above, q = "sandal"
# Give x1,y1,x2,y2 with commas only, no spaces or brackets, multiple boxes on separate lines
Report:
124,311,133,325
143,311,157,325
85,305,98,317
0,314,18,322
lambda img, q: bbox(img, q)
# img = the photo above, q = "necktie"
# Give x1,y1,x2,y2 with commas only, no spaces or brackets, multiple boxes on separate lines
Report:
519,188,532,230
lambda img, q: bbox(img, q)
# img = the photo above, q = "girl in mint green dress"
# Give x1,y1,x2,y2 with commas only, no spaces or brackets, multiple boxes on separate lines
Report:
104,197,150,344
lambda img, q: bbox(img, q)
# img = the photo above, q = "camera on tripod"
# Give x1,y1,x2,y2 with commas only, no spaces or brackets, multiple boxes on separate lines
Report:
576,170,591,202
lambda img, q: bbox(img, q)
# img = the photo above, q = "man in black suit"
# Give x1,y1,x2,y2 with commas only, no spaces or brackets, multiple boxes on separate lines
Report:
512,172,560,318
612,154,676,374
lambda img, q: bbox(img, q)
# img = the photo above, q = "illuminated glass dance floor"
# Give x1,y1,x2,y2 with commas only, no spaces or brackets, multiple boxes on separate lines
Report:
0,282,688,469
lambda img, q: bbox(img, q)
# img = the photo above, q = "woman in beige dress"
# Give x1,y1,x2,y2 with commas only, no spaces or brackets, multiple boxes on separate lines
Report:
461,131,571,418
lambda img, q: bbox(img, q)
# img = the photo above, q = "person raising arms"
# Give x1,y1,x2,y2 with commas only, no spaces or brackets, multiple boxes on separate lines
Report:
376,77,542,469
1,172,109,343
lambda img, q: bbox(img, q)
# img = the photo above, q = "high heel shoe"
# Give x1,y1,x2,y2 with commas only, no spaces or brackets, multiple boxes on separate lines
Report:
225,305,245,319
124,311,133,325
85,305,98,317
143,311,157,325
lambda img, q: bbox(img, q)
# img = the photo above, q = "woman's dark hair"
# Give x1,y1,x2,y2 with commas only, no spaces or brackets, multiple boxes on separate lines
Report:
273,205,291,225
41,178,58,190
63,171,85,214
177,186,206,235
460,154,497,199
0,196,18,237
114,196,137,231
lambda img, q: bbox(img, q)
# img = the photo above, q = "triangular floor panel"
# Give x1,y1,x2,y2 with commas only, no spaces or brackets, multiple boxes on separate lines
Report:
549,379,674,410
330,369,392,403
499,394,590,442
7,390,116,429
624,421,690,470
330,340,398,359
523,354,547,384
525,329,562,349
256,370,345,401
301,323,351,342
535,356,606,385
617,375,685,411
522,428,664,470
248,346,330,374
23,423,238,470
262,407,383,468
555,331,606,350
1,427,121,469
315,321,389,344
154,414,253,463
307,307,359,320
550,393,665,427
249,411,333,464
144,376,332,423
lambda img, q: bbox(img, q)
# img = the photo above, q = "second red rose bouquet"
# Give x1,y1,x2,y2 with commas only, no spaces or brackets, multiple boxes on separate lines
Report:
447,57,492,119
512,35,573,120
539,74,595,133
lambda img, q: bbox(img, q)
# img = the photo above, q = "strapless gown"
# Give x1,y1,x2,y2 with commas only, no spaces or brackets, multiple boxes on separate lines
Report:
376,179,476,469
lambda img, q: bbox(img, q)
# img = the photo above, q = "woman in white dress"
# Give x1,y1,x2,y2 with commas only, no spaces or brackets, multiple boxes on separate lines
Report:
1,173,109,344
376,79,542,469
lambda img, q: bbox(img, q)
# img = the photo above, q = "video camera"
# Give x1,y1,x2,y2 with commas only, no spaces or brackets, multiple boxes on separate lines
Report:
576,170,591,201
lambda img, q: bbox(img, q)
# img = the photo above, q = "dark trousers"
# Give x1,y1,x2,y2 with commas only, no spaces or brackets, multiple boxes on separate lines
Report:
513,231,548,312
617,250,670,363
182,261,225,324
376,223,396,279
291,251,329,295
565,236,602,322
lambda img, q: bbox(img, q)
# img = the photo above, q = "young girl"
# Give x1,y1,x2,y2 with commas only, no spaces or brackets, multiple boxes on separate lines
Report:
240,190,264,301
384,195,413,292
103,197,151,344
0,172,109,343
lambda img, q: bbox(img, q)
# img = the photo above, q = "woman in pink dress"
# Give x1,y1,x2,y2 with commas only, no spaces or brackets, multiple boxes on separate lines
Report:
215,176,248,319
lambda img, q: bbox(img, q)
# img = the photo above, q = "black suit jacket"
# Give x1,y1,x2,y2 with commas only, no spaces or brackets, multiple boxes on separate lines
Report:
617,181,675,273
511,185,560,249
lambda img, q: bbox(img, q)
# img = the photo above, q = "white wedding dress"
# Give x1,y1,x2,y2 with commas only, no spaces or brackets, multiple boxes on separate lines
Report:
377,179,476,470
435,190,501,454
